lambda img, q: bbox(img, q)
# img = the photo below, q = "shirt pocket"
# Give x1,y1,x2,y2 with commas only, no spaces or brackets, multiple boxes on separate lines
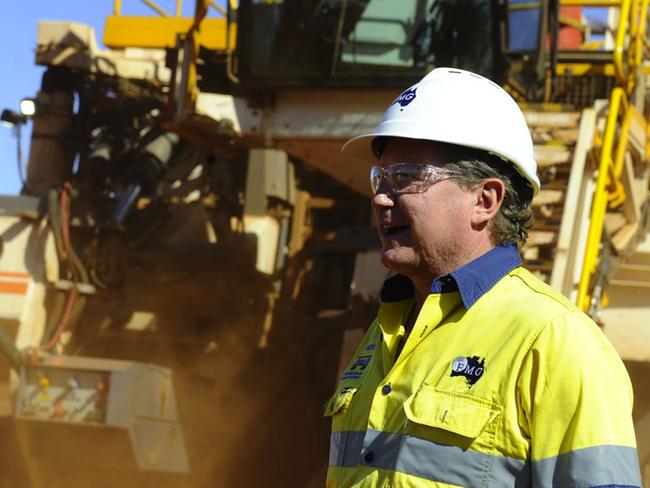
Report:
403,386,501,451
401,387,503,488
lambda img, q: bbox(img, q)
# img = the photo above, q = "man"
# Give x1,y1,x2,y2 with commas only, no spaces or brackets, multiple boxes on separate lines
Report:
325,68,641,487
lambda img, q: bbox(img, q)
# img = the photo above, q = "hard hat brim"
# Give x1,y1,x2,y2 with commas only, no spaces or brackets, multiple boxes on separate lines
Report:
341,133,379,163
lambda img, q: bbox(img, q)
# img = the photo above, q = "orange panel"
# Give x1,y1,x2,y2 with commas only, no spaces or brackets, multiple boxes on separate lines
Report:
0,271,30,279
0,281,28,295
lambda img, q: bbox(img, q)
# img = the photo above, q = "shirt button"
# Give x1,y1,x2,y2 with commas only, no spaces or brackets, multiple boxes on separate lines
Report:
364,450,375,464
381,384,392,395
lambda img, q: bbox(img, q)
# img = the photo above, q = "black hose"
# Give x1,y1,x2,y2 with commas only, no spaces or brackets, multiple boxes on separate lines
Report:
47,188,66,262
40,290,66,348
67,239,90,284
66,295,87,335
0,325,23,371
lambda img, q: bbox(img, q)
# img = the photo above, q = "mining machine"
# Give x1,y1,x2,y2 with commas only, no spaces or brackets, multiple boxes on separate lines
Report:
1,0,650,486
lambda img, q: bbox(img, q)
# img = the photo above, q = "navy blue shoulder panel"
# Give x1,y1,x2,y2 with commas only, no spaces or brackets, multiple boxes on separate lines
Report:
441,243,521,309
379,244,522,308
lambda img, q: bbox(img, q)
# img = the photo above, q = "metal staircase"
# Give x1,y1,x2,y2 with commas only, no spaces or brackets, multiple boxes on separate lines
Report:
517,1,650,333
521,95,650,362
521,108,584,282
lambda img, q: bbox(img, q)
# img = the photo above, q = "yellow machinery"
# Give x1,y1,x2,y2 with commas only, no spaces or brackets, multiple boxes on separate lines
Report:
0,0,650,486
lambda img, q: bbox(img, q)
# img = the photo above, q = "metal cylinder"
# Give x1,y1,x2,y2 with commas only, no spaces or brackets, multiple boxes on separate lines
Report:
23,89,74,197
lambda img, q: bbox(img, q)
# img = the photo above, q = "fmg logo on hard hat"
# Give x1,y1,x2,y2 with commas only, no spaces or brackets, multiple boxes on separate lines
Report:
392,87,417,110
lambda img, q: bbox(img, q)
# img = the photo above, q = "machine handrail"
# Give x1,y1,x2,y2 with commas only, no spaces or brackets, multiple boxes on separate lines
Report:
112,0,227,18
574,0,650,312
559,0,640,87
576,87,626,311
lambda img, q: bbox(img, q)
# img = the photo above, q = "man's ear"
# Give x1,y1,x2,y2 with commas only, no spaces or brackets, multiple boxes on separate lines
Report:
472,178,505,228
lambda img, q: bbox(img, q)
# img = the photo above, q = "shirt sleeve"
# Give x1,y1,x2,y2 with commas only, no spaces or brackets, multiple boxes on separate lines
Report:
516,310,641,487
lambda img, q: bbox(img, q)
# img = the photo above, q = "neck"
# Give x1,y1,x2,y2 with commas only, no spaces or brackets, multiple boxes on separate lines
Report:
410,238,496,310
410,276,432,311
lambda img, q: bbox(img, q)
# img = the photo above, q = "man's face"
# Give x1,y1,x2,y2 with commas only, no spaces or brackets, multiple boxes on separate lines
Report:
372,138,477,281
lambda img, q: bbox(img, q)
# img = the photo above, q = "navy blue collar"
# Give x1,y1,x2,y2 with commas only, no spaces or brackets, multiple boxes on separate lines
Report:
380,243,521,309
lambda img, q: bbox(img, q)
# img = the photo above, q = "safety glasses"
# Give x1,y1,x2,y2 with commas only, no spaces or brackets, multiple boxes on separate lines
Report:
370,164,450,195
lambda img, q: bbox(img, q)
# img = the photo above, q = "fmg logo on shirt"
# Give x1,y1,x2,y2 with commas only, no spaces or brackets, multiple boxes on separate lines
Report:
450,356,485,386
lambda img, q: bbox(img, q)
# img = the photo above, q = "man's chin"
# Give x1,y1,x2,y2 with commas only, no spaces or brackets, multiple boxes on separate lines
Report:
380,249,416,274
381,232,411,249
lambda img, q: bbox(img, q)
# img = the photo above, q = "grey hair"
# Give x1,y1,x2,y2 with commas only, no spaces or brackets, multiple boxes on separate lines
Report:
443,147,533,248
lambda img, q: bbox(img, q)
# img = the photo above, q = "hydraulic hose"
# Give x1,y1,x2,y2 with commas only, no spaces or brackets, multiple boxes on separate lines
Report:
41,183,90,350
0,324,23,371
48,188,66,262
59,183,89,284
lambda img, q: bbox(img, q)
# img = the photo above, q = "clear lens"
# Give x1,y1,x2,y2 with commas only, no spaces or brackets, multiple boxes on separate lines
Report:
370,166,384,194
370,164,448,194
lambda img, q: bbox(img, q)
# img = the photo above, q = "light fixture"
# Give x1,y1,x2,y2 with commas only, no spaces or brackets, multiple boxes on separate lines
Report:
19,98,36,117
1,108,29,186
0,109,27,128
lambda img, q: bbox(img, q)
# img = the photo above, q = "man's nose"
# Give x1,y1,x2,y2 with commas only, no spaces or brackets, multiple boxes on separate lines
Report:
371,183,395,211
373,172,395,196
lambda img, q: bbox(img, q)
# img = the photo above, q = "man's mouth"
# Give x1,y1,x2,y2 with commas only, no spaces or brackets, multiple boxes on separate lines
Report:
383,225,409,237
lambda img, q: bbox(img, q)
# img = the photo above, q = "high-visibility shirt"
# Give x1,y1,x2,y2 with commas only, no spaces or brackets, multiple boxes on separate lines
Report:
325,244,640,487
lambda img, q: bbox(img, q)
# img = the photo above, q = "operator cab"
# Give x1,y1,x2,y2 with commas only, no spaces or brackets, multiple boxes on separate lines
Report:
229,0,612,106
235,0,502,88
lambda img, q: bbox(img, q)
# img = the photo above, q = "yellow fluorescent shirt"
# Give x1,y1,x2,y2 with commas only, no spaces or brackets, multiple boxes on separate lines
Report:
325,244,640,488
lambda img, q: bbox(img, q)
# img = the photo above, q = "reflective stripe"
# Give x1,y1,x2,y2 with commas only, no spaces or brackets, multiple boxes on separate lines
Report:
532,445,641,487
329,431,365,468
330,431,641,487
330,430,528,486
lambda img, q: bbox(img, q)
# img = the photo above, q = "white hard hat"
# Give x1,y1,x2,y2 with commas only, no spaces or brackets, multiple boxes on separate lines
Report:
342,67,540,196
